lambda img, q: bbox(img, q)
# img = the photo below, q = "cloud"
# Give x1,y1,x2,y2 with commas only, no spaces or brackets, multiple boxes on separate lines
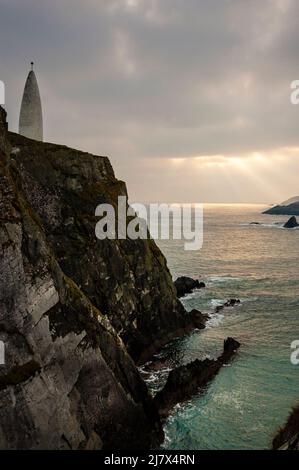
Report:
1,0,298,201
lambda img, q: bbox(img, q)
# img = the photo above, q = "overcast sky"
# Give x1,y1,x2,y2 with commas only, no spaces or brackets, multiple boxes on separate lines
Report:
1,0,299,203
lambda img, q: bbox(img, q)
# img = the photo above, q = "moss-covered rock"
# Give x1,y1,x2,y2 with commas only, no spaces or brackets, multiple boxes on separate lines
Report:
8,130,192,364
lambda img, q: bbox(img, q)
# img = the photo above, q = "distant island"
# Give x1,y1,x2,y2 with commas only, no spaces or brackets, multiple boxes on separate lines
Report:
263,196,299,215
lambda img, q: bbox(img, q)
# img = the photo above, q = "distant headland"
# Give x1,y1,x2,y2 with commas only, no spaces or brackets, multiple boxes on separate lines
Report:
263,196,299,216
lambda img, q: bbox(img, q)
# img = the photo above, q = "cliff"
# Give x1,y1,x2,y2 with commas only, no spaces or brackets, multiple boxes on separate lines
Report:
7,129,191,365
0,105,192,449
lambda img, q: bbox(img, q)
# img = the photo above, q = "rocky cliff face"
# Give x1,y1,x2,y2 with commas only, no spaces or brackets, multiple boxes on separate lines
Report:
7,130,191,364
0,104,192,449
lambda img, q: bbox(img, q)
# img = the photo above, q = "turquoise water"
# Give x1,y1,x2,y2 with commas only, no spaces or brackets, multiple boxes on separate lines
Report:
147,204,299,449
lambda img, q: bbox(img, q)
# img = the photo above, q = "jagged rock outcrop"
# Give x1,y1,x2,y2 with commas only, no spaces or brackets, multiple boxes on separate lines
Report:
174,276,205,298
154,337,240,419
0,103,205,449
273,406,299,450
6,130,194,365
283,216,299,229
190,309,209,329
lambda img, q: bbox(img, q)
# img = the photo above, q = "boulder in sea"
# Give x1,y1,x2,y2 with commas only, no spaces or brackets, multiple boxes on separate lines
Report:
215,305,224,313
283,216,299,229
224,298,241,307
215,298,240,313
174,276,206,298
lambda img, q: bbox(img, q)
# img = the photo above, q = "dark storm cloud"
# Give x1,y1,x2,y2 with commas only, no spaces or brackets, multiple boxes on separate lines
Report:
1,0,298,202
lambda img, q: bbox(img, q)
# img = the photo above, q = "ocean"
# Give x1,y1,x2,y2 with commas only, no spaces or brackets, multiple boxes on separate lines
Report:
143,204,299,450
